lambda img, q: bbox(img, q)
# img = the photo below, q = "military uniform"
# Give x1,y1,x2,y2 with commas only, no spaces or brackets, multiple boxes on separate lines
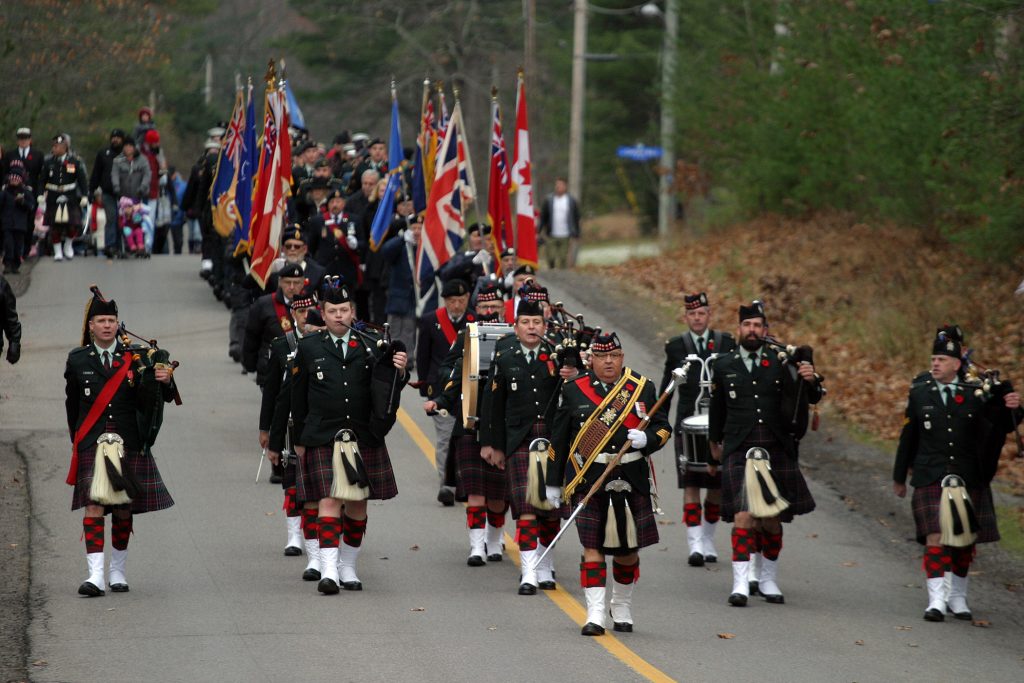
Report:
42,136,89,252
243,288,295,387
893,327,1019,621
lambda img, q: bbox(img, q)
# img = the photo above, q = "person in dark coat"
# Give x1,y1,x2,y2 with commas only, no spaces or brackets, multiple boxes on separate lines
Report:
243,262,306,388
0,167,36,273
1,127,44,192
41,134,89,261
0,273,21,364
309,189,362,293
89,129,125,257
537,177,581,269
380,216,421,368
708,301,822,607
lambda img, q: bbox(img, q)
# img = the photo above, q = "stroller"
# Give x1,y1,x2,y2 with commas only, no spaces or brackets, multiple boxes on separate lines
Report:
117,197,153,258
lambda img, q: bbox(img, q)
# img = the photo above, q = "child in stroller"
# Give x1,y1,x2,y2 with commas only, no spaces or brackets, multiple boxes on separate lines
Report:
118,197,152,258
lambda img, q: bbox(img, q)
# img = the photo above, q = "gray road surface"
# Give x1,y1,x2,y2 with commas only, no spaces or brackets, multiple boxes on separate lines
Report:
4,256,1023,683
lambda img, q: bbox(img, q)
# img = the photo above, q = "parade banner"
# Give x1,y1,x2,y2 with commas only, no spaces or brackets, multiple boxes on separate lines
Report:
233,81,257,256
368,86,404,252
210,88,244,238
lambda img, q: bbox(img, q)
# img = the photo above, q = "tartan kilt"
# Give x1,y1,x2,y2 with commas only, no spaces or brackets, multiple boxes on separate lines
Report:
71,446,174,514
454,434,507,501
719,425,815,523
507,422,568,520
296,442,398,503
572,484,659,555
911,482,999,545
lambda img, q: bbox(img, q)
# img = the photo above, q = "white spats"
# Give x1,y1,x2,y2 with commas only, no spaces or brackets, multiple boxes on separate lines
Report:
947,574,972,619
109,548,129,589
319,547,339,584
686,525,704,558
303,539,320,575
84,552,106,592
519,549,538,588
285,517,303,553
485,522,504,560
535,545,555,585
701,519,718,561
338,543,362,587
925,576,947,620
610,580,635,626
584,586,607,629
468,528,486,561
758,557,784,603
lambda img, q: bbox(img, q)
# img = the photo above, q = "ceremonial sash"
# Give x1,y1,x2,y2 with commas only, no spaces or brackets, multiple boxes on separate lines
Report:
504,299,515,324
436,309,457,346
563,369,647,499
65,351,134,485
272,295,293,333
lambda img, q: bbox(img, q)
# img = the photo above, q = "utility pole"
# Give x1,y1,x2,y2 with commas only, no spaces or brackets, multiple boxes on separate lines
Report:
524,0,536,91
657,0,678,242
568,0,587,204
204,53,213,106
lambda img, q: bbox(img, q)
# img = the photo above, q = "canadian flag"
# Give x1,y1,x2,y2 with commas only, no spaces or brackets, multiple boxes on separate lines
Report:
511,71,538,267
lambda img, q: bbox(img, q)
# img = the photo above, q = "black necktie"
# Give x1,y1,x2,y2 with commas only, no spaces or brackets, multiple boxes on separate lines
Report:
944,387,953,407
528,350,536,364
698,337,706,355
337,338,346,358
103,351,111,371
748,352,758,375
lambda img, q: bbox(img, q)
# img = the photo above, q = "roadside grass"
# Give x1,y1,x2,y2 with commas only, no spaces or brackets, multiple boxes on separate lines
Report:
995,505,1024,561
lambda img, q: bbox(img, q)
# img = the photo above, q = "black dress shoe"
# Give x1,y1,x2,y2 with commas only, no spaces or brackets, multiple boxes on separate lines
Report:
342,580,363,591
467,555,485,567
763,593,785,604
704,554,718,564
688,552,705,567
518,582,537,595
923,608,944,622
949,609,972,621
78,581,104,597
580,622,605,636
538,581,557,591
284,546,302,557
317,578,340,595
437,489,455,506
487,553,503,562
110,583,130,593
302,568,321,582
748,580,760,596
613,622,633,633
728,593,748,607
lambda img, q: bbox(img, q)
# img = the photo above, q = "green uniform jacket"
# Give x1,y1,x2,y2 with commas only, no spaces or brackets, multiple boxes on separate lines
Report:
547,370,670,495
480,335,560,454
660,329,736,429
893,377,1017,489
708,349,823,458
261,334,299,453
291,329,388,448
64,343,176,452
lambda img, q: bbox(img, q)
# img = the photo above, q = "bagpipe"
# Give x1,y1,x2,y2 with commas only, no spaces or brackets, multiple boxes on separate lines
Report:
342,319,407,440
544,301,601,371
116,320,181,453
761,334,825,440
956,344,1023,480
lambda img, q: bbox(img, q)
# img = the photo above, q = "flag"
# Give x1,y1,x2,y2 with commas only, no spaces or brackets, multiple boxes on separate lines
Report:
248,80,292,288
511,71,539,267
434,86,450,168
368,87,404,252
487,94,513,257
411,80,432,215
233,81,258,255
456,114,478,214
210,88,244,238
418,102,468,310
284,80,306,130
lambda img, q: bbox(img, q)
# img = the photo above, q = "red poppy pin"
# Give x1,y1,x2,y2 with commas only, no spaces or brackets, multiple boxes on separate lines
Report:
761,358,770,367
348,339,358,348
707,340,715,350
538,353,549,362
954,394,964,404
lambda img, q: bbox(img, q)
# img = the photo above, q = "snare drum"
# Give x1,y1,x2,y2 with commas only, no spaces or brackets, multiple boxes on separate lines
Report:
678,414,711,473
461,322,515,429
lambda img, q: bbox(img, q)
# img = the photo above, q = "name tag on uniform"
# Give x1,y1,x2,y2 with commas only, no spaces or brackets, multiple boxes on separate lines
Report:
317,371,324,380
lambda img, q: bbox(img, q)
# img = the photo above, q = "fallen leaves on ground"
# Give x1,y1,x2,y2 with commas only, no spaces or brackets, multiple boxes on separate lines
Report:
855,640,865,646
895,625,913,631
841,561,859,567
409,544,420,551
972,619,992,628
410,607,426,612
717,632,736,639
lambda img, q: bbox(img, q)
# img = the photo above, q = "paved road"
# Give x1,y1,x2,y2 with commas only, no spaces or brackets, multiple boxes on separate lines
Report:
4,256,1023,682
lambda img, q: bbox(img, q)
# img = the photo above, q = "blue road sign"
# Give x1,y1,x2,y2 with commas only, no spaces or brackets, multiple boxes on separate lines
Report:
616,144,662,162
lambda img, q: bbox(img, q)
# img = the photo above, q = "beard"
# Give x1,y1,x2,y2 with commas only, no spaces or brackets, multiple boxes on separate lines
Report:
740,334,764,352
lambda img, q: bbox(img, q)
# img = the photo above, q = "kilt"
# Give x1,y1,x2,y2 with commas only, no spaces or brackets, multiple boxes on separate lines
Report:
675,432,721,489
572,483,659,555
296,442,398,503
45,200,82,236
71,446,174,514
454,434,507,501
507,421,567,520
911,482,999,545
719,425,815,523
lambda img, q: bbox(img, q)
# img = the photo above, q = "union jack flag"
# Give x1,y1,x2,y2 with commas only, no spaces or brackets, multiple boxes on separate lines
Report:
487,97,513,254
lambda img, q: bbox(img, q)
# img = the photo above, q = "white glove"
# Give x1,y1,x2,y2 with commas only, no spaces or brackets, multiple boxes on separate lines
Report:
472,249,492,265
627,428,647,450
80,196,89,209
37,195,45,206
403,229,417,245
545,485,562,507
346,234,358,250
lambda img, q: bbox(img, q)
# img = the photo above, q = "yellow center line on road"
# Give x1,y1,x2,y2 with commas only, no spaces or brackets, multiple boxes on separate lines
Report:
396,407,677,683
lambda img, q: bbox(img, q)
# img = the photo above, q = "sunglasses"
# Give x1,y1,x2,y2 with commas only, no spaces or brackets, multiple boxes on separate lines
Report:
283,242,304,250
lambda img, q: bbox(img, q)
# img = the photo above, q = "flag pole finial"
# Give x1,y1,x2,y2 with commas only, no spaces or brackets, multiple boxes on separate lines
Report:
517,66,525,79
435,80,445,94
390,76,397,99
490,85,498,100
452,84,461,102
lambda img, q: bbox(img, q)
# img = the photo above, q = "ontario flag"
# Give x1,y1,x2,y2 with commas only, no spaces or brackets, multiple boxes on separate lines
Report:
417,101,468,310
487,94,513,259
511,71,539,267
248,81,292,289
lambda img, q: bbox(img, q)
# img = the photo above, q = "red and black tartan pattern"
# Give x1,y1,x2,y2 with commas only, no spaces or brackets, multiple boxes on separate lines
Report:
719,426,815,523
301,507,319,540
71,446,175,514
580,561,607,588
506,423,568,520
296,443,398,503
923,545,951,578
675,433,722,489
318,516,341,549
466,506,486,530
732,527,753,562
761,530,783,561
683,502,701,527
571,487,659,555
705,501,721,523
911,482,999,545
487,509,506,528
453,435,507,501
950,544,975,578
538,517,560,547
517,518,539,551
111,514,132,551
282,487,301,516
343,515,367,547
612,559,639,585
83,516,104,553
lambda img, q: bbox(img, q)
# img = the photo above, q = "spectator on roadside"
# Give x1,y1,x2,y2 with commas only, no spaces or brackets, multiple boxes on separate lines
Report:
89,129,126,258
0,167,36,273
1,128,44,193
167,167,187,255
132,107,156,144
380,215,422,371
538,177,581,269
0,273,20,365
140,130,166,254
